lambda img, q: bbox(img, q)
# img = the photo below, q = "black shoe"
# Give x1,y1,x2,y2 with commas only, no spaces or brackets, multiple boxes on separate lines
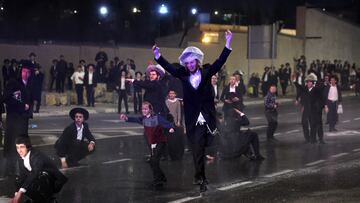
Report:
193,179,208,185
200,182,207,193
152,181,164,190
319,140,326,144
160,176,167,183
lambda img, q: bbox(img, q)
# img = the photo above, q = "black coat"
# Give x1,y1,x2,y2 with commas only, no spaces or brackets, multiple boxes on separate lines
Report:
84,71,98,87
3,78,32,116
156,47,231,133
323,85,342,103
55,122,96,157
30,72,44,101
50,65,58,79
220,84,244,111
295,82,325,119
17,149,68,193
133,79,168,115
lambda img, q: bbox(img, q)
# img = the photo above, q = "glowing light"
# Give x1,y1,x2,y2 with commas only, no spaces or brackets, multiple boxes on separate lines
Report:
159,4,168,14
99,6,108,16
191,8,197,15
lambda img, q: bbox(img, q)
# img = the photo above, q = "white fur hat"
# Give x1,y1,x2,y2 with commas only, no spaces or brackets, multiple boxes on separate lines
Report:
179,46,204,66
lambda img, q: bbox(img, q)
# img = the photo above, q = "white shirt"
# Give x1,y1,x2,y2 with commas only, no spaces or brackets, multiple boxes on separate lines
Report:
22,150,32,171
196,112,207,125
328,85,338,101
229,85,236,93
120,77,126,90
71,71,85,84
213,85,218,97
264,73,268,82
76,124,84,141
88,72,93,85
189,69,201,89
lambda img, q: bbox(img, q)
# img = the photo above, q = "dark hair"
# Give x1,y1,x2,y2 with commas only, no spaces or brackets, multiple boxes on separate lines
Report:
15,136,32,149
330,75,338,81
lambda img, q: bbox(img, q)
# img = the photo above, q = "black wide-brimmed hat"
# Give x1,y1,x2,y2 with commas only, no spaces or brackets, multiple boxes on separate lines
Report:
69,108,89,120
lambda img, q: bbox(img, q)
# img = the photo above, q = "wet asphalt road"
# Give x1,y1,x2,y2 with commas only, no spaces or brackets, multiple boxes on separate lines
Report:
0,96,360,202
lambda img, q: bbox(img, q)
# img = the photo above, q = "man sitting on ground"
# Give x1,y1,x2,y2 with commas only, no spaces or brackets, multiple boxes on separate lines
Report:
55,107,96,168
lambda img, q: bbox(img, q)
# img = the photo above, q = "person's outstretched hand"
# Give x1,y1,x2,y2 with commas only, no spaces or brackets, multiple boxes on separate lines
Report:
225,30,232,49
152,45,161,59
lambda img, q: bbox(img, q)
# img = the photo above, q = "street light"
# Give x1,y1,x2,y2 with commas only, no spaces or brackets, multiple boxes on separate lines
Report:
158,4,168,15
133,7,141,13
0,6,4,11
99,6,108,16
191,8,197,15
214,10,219,15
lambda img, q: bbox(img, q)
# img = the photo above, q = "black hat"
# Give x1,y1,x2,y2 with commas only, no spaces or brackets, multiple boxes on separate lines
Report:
19,59,35,71
135,71,143,76
29,52,36,57
69,108,89,120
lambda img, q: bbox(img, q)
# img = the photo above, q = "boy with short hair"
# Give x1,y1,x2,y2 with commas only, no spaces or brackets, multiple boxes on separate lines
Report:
120,101,174,189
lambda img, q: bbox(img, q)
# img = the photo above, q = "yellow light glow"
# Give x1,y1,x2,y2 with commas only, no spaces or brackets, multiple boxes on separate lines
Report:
202,36,211,43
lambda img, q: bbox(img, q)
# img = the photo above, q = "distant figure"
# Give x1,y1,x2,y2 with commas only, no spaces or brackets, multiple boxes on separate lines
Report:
49,59,58,92
324,75,342,132
133,71,143,114
264,85,279,141
57,55,68,93
120,102,174,190
84,64,98,107
116,70,130,114
11,136,67,203
55,108,96,168
71,65,85,105
31,66,44,113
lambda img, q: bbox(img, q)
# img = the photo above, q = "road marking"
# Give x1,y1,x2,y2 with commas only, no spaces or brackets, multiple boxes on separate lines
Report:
60,165,88,172
353,148,360,152
342,120,351,123
274,133,281,136
305,160,326,166
331,153,349,158
103,158,132,164
354,117,360,121
168,195,202,203
286,130,300,134
0,178,5,181
250,125,267,130
251,117,263,120
122,130,142,136
287,112,297,115
217,181,253,191
93,133,109,139
326,130,360,137
263,169,294,178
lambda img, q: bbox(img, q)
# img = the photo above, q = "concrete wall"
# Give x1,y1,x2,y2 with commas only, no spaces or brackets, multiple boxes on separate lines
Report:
189,32,303,82
0,31,303,87
304,8,360,64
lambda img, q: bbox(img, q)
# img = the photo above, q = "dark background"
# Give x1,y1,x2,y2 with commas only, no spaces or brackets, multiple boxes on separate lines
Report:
0,0,359,45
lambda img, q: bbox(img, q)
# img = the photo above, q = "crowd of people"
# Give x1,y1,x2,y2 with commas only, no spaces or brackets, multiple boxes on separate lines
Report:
0,32,359,201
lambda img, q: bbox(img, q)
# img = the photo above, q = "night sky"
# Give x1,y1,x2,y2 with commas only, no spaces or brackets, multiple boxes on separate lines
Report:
0,0,359,45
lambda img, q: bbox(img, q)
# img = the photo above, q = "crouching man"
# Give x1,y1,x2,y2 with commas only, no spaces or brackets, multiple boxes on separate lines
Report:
55,107,96,168
12,136,68,203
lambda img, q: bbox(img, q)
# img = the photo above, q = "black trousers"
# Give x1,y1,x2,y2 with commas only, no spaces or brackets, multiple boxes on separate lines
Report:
118,90,128,113
150,142,166,183
302,110,322,143
0,113,3,146
67,77,73,90
280,82,288,96
75,84,84,105
56,140,94,166
57,74,66,93
133,91,142,113
16,172,55,203
188,125,212,181
265,110,278,139
86,84,95,106
49,77,56,91
327,100,338,130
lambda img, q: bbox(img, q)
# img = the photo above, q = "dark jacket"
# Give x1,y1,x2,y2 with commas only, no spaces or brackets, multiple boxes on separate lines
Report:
3,78,32,116
220,84,244,112
30,72,44,101
55,122,96,157
133,79,168,116
295,82,325,116
155,47,231,133
323,84,342,103
17,149,68,193
84,71,98,87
